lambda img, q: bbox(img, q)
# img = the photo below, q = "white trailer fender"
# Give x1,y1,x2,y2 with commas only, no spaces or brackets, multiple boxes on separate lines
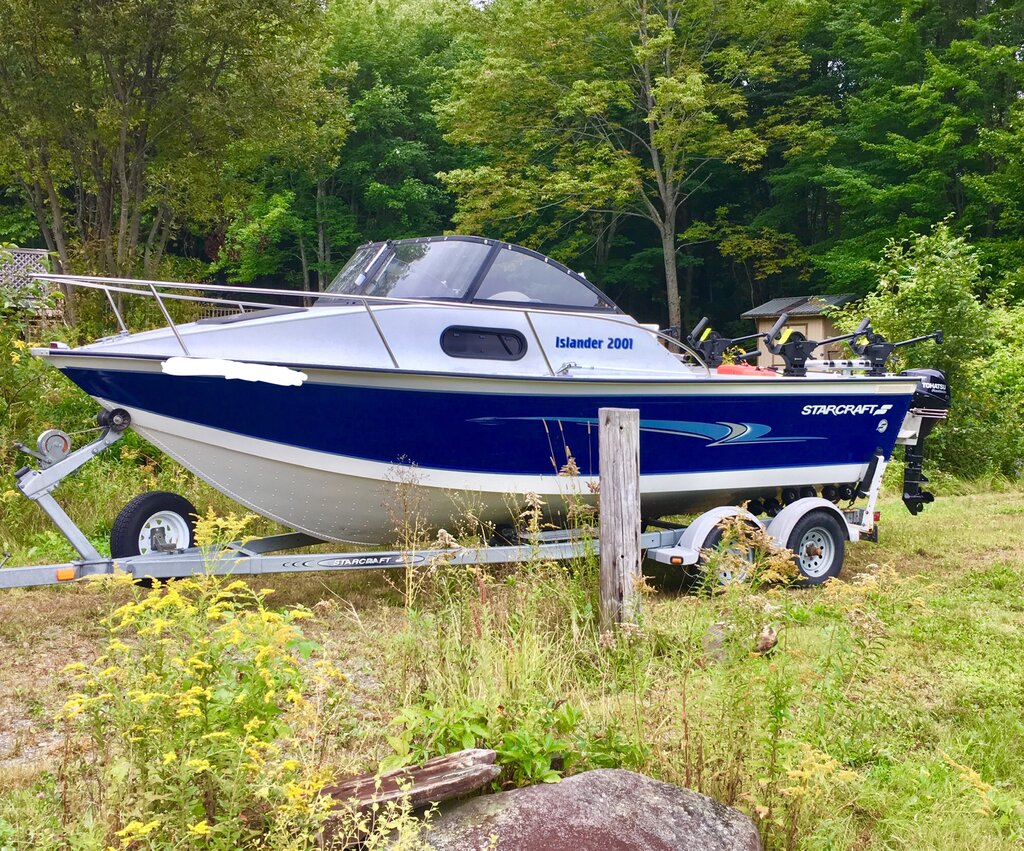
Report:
766,498,850,549
646,506,763,566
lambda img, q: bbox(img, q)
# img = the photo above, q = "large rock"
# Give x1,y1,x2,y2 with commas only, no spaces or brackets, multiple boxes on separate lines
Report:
420,768,762,851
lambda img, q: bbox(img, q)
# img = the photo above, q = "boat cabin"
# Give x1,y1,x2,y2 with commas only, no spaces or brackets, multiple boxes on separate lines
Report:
326,236,619,312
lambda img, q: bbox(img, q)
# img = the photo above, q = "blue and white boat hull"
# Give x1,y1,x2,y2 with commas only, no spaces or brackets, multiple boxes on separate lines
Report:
43,353,918,543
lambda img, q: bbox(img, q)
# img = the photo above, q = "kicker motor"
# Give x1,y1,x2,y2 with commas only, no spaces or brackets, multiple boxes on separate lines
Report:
900,368,950,515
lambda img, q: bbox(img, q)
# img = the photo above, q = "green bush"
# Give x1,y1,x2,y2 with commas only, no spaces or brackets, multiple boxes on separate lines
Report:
386,693,644,786
835,221,1024,478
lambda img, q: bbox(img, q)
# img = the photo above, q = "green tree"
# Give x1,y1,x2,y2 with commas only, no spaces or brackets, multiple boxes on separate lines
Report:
764,0,1024,294
329,0,469,245
0,0,324,282
217,59,354,291
216,0,468,289
441,0,811,330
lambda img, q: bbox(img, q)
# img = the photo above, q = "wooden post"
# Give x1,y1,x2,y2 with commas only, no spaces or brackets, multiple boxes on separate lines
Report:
599,407,641,630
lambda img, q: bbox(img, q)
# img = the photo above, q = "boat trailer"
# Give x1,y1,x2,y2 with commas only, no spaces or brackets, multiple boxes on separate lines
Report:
2,411,888,590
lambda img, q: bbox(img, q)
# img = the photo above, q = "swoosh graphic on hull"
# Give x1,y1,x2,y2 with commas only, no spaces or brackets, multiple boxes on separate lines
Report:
467,416,823,446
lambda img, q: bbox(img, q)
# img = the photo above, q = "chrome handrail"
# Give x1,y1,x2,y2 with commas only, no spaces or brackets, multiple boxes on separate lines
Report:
362,299,400,369
523,311,556,376
149,283,191,356
32,272,709,373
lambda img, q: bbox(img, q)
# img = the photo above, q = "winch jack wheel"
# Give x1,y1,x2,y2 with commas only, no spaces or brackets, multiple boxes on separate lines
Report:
786,509,845,585
111,491,198,559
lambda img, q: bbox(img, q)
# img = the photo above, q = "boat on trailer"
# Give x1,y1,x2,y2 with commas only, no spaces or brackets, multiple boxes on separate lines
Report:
1,235,948,589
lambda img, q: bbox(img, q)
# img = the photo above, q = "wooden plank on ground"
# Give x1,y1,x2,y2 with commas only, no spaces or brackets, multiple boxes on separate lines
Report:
320,748,499,842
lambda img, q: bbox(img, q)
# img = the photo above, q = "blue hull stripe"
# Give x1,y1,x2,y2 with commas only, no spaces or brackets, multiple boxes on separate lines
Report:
62,367,912,477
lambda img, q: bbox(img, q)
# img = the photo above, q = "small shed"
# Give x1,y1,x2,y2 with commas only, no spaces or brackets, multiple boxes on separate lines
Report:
742,294,855,367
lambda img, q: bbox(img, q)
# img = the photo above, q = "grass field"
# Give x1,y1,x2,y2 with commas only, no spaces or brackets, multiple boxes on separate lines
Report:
0,487,1022,848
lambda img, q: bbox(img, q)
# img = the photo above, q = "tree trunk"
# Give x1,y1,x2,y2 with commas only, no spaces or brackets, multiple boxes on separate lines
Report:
679,204,693,332
594,213,620,273
298,231,311,293
683,261,694,333
38,161,77,323
143,206,165,277
24,180,57,259
315,180,327,292
660,226,681,333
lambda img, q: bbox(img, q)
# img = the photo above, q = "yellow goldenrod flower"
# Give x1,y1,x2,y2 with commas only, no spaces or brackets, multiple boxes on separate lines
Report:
162,751,177,764
188,820,211,836
115,819,160,838
129,691,161,707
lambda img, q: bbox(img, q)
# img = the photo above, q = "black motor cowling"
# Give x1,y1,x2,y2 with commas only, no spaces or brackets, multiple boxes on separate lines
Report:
903,367,950,410
899,368,949,515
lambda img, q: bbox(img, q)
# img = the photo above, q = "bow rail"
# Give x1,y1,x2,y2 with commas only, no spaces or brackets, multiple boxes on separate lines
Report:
33,272,708,375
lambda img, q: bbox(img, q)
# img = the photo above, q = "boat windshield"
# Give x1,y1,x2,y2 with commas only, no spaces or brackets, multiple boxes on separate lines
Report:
328,243,379,294
324,237,618,311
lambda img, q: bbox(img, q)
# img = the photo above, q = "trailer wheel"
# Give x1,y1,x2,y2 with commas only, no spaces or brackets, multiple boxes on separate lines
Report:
786,510,845,584
700,523,757,586
111,491,197,558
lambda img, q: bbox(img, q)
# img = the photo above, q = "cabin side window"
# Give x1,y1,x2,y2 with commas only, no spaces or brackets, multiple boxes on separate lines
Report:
440,326,528,361
473,249,614,309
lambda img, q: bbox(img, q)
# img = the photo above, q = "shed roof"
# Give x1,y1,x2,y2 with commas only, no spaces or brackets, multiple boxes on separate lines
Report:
741,293,855,319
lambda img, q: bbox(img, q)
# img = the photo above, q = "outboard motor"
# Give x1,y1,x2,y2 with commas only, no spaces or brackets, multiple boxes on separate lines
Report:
898,368,949,515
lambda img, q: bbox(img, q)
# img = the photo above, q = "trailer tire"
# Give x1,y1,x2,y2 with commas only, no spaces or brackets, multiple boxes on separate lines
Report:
700,522,757,587
786,509,845,585
111,492,197,559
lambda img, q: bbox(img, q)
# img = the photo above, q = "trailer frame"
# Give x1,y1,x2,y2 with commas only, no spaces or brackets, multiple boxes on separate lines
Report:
2,419,885,590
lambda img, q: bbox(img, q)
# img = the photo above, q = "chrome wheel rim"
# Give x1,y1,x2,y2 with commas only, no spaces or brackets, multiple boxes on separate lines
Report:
796,527,834,578
137,511,190,555
717,545,753,585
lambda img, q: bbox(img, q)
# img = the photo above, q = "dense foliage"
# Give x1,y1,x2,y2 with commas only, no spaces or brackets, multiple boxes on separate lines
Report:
835,222,1024,476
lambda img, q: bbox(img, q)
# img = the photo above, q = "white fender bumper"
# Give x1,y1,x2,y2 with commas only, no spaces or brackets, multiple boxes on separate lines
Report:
646,506,763,566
